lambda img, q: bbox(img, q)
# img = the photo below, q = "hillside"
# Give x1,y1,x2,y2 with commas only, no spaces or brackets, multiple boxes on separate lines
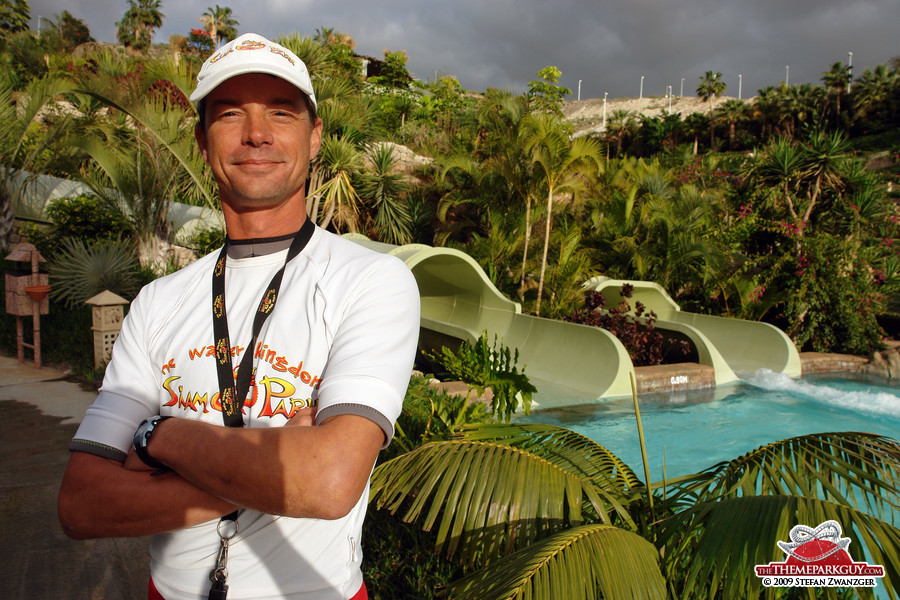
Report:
563,95,746,137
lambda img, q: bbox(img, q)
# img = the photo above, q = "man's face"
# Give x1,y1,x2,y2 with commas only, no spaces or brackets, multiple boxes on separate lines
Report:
195,73,322,214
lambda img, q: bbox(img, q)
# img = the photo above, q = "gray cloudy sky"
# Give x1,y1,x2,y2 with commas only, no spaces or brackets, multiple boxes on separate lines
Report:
30,0,898,101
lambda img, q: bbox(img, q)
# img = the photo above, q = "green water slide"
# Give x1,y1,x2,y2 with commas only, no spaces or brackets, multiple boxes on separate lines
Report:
343,235,635,404
583,277,802,380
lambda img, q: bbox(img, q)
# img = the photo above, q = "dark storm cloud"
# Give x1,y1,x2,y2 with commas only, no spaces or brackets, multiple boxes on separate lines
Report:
29,0,898,101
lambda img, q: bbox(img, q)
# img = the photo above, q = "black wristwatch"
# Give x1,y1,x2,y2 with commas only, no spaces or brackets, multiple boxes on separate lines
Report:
132,415,171,471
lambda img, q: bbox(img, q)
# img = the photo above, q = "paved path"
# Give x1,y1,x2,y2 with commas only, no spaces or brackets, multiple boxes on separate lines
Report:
0,355,149,600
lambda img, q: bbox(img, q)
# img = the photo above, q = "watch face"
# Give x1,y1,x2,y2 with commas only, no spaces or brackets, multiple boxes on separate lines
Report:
134,417,157,448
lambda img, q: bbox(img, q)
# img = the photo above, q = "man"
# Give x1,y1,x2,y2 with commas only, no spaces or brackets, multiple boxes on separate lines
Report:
58,34,420,600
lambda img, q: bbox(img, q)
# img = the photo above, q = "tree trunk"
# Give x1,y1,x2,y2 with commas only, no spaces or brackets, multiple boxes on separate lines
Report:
519,197,532,298
535,187,554,316
0,190,13,253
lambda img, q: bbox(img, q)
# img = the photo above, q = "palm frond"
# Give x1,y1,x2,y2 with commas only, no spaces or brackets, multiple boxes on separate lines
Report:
449,524,666,600
658,495,900,600
669,432,900,518
455,423,643,492
370,438,636,565
75,88,219,217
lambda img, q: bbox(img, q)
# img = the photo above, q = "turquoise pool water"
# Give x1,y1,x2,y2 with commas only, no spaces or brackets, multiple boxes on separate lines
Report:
519,370,900,596
520,370,900,482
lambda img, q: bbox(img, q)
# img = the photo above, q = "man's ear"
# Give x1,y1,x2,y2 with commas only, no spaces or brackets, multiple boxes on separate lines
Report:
195,123,209,163
309,117,323,161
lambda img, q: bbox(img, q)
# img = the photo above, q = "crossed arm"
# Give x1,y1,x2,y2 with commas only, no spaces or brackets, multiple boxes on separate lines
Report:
58,410,384,540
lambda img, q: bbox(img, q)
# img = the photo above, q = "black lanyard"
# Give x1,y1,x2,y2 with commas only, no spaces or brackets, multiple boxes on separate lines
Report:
211,216,314,427
207,218,314,600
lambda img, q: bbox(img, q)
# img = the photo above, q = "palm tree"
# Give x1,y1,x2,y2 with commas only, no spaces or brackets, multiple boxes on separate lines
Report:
535,221,600,319
307,134,365,233
745,132,850,236
743,136,805,231
81,73,215,198
198,5,238,50
0,77,76,251
371,424,900,599
821,61,851,126
76,129,179,270
358,143,412,244
696,71,726,150
604,109,635,158
592,159,725,293
435,153,500,247
714,98,748,149
69,74,214,269
521,113,603,316
0,0,30,35
853,64,900,129
478,91,537,296
752,86,781,139
800,130,850,223
116,0,164,53
683,112,707,155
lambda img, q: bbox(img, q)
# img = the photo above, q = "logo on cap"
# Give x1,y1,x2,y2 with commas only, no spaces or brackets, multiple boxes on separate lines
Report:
236,39,266,51
269,47,295,66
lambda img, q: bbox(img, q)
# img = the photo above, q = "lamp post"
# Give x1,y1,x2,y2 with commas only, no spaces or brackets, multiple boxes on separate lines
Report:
640,75,644,99
785,65,790,86
680,77,685,97
577,79,582,101
602,92,607,130
668,85,672,111
738,74,742,99
847,51,853,93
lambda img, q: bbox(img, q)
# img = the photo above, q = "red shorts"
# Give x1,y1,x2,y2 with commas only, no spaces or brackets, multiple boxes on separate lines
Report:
149,578,368,599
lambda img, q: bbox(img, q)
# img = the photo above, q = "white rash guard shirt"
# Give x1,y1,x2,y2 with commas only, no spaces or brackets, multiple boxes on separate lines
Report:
70,226,420,599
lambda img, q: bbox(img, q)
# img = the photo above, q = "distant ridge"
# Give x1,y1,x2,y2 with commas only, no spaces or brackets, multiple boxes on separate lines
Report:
563,95,748,137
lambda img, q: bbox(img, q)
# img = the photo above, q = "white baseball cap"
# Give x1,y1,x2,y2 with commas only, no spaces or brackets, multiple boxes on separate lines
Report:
190,33,317,113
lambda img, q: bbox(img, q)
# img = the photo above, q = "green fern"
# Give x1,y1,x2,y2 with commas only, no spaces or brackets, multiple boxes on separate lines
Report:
428,332,536,422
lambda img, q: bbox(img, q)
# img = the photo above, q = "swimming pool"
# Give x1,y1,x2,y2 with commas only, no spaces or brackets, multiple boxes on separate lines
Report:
519,369,900,481
518,370,900,596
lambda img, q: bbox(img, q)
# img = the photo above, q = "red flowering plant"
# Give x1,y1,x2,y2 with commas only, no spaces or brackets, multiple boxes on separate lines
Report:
187,28,214,58
565,284,692,366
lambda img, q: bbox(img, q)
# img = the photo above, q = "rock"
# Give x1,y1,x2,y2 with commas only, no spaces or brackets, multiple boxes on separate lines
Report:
365,142,433,179
860,347,900,379
887,348,900,379
428,380,494,405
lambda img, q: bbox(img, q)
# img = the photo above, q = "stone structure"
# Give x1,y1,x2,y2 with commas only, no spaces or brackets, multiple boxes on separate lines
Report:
85,291,129,369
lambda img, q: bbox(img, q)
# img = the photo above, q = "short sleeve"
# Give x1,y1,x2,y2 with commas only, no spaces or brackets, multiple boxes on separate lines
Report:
315,256,420,448
69,289,162,458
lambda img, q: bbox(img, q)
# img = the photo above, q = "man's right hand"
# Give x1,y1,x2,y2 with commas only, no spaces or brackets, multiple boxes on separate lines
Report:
286,404,317,427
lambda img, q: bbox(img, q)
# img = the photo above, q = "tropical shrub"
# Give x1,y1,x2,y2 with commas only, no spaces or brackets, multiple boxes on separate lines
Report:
21,194,133,258
566,286,692,366
187,225,225,256
362,499,464,600
47,237,140,307
770,234,888,354
426,332,536,422
387,375,492,460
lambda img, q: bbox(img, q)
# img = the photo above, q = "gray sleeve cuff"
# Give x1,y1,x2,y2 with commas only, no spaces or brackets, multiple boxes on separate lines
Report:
69,438,128,463
315,403,394,449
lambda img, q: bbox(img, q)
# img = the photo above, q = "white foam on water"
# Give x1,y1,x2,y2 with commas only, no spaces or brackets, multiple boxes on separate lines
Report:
742,369,900,421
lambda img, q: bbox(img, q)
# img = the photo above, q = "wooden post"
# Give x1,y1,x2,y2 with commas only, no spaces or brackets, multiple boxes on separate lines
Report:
15,316,24,364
